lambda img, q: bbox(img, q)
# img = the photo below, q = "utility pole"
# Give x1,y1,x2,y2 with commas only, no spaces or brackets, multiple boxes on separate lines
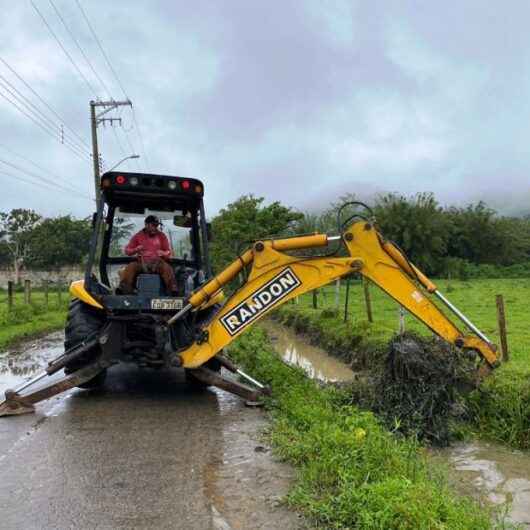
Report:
90,99,132,207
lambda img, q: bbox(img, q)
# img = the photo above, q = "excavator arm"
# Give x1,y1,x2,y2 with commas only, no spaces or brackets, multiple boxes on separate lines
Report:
176,220,499,370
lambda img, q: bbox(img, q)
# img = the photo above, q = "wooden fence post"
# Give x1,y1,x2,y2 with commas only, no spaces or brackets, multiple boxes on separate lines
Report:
343,276,351,323
24,279,31,304
7,280,13,311
44,280,49,309
363,277,373,323
398,306,405,334
334,279,341,310
496,294,509,362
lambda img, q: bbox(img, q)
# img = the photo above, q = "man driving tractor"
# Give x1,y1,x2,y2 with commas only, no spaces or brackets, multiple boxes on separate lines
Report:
118,215,178,295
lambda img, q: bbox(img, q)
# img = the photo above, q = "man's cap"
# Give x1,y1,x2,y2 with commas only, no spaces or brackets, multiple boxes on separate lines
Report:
145,215,160,225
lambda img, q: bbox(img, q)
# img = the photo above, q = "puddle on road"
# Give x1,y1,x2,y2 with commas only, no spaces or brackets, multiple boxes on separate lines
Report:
202,387,302,529
434,441,530,528
0,331,64,395
261,319,355,382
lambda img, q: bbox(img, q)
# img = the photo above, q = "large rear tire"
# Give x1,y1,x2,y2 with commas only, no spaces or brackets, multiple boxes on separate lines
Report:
64,299,107,389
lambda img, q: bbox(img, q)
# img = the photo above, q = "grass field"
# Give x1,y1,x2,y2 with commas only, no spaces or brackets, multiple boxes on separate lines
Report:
297,278,530,365
0,289,69,349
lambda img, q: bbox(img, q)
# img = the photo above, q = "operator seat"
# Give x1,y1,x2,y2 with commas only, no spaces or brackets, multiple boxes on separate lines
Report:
136,274,166,297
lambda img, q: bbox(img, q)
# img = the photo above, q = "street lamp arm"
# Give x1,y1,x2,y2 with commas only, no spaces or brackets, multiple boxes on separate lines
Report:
107,154,140,172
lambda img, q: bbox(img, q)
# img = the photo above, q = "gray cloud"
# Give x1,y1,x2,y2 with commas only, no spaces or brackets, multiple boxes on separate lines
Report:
1,0,530,220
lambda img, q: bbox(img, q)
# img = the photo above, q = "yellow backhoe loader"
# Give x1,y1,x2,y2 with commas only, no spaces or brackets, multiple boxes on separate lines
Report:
0,172,499,416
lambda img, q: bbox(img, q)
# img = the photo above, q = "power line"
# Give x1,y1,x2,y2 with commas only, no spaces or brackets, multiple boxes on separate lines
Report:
76,0,150,169
117,110,142,170
121,126,142,169
0,74,91,157
0,55,91,151
0,168,92,201
0,157,91,197
0,87,90,162
31,0,97,97
0,79,58,137
76,0,127,97
0,158,93,199
111,124,128,159
49,0,112,99
0,168,67,195
131,107,150,169
0,143,91,194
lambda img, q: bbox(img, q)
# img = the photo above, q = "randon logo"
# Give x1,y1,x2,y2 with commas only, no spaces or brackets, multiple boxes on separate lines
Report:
221,267,301,336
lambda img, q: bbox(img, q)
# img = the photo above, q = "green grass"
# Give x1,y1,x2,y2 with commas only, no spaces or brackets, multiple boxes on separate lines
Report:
277,278,530,449
229,328,498,529
0,290,69,349
296,278,529,362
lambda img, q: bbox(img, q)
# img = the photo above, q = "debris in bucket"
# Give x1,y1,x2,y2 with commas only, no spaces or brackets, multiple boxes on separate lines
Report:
353,332,477,446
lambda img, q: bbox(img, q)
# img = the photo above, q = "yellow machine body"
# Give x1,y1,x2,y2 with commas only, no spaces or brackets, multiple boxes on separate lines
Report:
179,221,499,369
69,280,104,309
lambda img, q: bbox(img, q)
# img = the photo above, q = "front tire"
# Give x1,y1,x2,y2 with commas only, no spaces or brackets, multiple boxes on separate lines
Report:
64,299,106,389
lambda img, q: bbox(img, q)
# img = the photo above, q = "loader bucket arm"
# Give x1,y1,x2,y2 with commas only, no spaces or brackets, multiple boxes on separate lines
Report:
177,221,499,370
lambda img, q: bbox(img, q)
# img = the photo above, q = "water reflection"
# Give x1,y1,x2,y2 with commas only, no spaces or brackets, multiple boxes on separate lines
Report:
443,442,530,527
261,320,354,383
0,331,64,395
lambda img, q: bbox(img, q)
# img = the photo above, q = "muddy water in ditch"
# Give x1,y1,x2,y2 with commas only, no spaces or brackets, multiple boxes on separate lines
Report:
263,319,530,527
261,319,355,382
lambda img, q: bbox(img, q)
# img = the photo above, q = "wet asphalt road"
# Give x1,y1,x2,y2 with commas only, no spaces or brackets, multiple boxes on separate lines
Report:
0,334,302,530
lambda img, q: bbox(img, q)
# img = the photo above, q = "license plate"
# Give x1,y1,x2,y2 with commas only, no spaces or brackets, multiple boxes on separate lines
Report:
151,298,183,310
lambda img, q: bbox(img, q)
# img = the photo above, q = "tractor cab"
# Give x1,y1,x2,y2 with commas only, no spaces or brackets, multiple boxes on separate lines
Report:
84,171,212,312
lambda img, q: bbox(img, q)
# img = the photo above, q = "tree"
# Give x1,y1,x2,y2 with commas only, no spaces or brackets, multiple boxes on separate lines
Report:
494,216,530,265
27,216,92,269
373,193,450,275
0,241,10,268
0,209,41,283
209,195,303,273
293,194,362,238
109,217,135,256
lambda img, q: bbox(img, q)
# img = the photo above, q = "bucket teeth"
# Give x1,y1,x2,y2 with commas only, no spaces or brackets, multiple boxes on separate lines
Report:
0,391,36,417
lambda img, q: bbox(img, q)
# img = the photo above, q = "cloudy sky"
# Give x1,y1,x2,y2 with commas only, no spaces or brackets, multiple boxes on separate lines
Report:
1,1,530,219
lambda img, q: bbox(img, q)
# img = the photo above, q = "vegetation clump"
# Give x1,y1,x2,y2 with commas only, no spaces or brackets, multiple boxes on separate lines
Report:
368,333,476,446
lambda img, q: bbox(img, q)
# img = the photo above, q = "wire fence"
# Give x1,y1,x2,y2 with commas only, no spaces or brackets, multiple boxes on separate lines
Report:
291,276,510,362
0,280,69,312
